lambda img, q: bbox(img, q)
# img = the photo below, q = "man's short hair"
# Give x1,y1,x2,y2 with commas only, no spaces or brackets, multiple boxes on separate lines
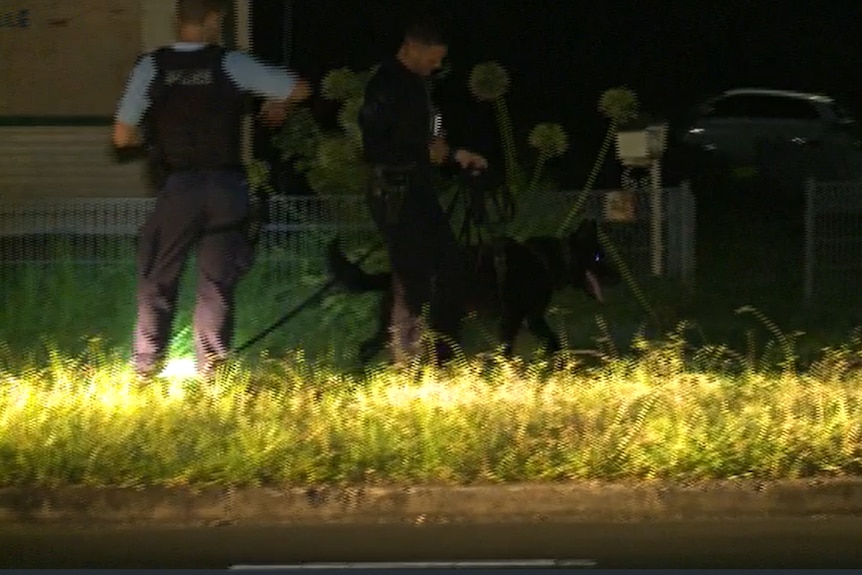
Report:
403,19,447,47
177,0,226,25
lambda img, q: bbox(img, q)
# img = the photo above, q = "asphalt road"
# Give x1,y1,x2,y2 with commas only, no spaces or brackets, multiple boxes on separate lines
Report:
1,518,861,569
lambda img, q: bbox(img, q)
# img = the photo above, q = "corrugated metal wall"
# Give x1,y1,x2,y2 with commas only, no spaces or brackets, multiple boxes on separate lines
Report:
0,126,151,199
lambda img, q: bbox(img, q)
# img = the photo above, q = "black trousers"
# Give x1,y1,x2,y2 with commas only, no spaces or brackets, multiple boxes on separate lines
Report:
132,170,254,375
366,167,468,364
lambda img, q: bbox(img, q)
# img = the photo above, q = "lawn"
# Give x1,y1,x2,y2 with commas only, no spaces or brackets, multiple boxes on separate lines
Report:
1,184,862,489
1,346,860,489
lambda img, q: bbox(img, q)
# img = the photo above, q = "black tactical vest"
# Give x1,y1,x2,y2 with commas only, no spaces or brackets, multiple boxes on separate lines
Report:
145,45,246,172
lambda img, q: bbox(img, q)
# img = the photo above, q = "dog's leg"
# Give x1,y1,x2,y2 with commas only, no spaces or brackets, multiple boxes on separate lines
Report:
359,282,394,365
498,309,525,359
359,329,388,365
527,314,562,355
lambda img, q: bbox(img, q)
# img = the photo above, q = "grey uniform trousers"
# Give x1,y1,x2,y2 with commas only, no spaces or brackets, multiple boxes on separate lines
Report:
366,166,469,365
132,169,254,376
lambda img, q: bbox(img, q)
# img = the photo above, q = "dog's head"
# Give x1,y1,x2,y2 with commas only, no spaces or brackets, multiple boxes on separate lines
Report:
565,218,621,303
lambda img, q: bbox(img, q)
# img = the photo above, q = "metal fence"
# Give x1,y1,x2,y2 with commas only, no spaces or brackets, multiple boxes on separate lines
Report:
0,187,696,286
804,179,862,303
0,195,373,277
511,185,696,287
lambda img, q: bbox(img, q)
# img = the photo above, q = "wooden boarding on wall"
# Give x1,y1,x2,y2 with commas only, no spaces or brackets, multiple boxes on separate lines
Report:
0,0,141,117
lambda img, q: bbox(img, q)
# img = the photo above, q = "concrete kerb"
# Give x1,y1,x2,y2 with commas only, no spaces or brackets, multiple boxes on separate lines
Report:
1,479,862,528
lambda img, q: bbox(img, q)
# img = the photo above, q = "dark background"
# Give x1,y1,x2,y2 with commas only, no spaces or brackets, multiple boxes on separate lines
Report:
249,0,862,191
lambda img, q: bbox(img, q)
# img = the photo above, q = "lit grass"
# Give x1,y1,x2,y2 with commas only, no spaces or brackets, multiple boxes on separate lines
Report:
0,334,861,489
1,236,862,488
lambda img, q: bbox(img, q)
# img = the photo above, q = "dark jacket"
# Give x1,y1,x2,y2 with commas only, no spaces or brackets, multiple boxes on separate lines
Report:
358,57,436,167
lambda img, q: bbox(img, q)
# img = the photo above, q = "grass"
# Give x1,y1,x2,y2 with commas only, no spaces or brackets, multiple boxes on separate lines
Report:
0,337,861,489
1,195,862,489
0,233,388,371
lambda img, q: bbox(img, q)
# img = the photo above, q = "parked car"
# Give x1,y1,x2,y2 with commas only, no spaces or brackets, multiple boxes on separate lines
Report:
679,88,860,167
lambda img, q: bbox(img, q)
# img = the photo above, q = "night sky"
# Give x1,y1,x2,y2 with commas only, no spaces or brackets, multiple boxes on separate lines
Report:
250,1,862,189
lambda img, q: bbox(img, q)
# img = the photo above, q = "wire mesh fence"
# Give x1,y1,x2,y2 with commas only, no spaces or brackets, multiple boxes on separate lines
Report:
0,187,696,286
804,179,862,303
509,185,696,286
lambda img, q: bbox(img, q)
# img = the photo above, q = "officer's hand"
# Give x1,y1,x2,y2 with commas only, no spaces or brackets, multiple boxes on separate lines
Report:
287,78,313,104
429,136,450,165
454,149,489,171
259,79,313,128
259,100,287,128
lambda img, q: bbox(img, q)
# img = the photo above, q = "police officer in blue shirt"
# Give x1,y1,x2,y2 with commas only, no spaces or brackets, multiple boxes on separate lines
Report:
112,0,312,381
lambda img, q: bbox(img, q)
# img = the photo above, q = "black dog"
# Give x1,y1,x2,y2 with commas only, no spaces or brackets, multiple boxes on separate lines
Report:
327,218,621,364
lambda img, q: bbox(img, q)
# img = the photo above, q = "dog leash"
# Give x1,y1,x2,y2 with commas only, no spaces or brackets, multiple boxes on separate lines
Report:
235,168,509,357
232,239,383,356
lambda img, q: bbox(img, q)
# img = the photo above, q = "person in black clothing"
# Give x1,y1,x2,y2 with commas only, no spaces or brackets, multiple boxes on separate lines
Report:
112,0,312,381
359,20,488,366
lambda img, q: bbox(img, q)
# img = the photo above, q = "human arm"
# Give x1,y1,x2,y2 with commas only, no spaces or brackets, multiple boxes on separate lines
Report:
426,107,488,169
223,51,312,126
358,71,410,165
430,137,488,171
112,55,155,148
453,148,489,171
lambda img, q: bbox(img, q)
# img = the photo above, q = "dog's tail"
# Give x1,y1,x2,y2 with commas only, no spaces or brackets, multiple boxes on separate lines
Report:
326,239,390,293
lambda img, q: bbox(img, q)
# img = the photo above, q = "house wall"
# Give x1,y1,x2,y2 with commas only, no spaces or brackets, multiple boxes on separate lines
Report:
0,0,141,117
0,0,249,200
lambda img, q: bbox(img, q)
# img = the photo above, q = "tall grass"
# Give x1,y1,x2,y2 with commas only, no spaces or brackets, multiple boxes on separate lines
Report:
0,339,861,488
1,236,862,488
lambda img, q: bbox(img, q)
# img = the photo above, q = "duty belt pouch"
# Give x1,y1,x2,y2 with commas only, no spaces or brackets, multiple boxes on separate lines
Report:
371,166,413,224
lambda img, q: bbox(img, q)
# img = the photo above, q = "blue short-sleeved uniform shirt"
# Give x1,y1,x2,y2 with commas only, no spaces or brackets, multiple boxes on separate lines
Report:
115,42,298,126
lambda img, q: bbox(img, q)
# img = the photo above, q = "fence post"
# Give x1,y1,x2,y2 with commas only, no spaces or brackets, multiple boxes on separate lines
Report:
650,160,664,276
680,180,696,294
803,177,815,306
664,186,678,280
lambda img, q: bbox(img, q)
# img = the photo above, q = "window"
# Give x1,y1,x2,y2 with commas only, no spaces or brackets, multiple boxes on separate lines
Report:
704,94,820,120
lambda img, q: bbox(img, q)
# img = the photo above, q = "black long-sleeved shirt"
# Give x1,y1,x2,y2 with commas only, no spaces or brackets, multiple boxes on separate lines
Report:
358,57,438,167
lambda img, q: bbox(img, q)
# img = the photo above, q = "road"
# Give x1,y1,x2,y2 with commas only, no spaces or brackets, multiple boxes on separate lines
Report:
1,518,861,569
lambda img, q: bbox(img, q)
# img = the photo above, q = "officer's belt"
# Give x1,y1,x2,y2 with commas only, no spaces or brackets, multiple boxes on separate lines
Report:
371,163,417,177
165,163,245,173
369,164,417,224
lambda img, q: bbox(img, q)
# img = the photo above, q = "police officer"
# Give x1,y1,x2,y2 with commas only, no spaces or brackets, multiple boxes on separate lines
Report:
359,19,488,366
112,0,312,381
